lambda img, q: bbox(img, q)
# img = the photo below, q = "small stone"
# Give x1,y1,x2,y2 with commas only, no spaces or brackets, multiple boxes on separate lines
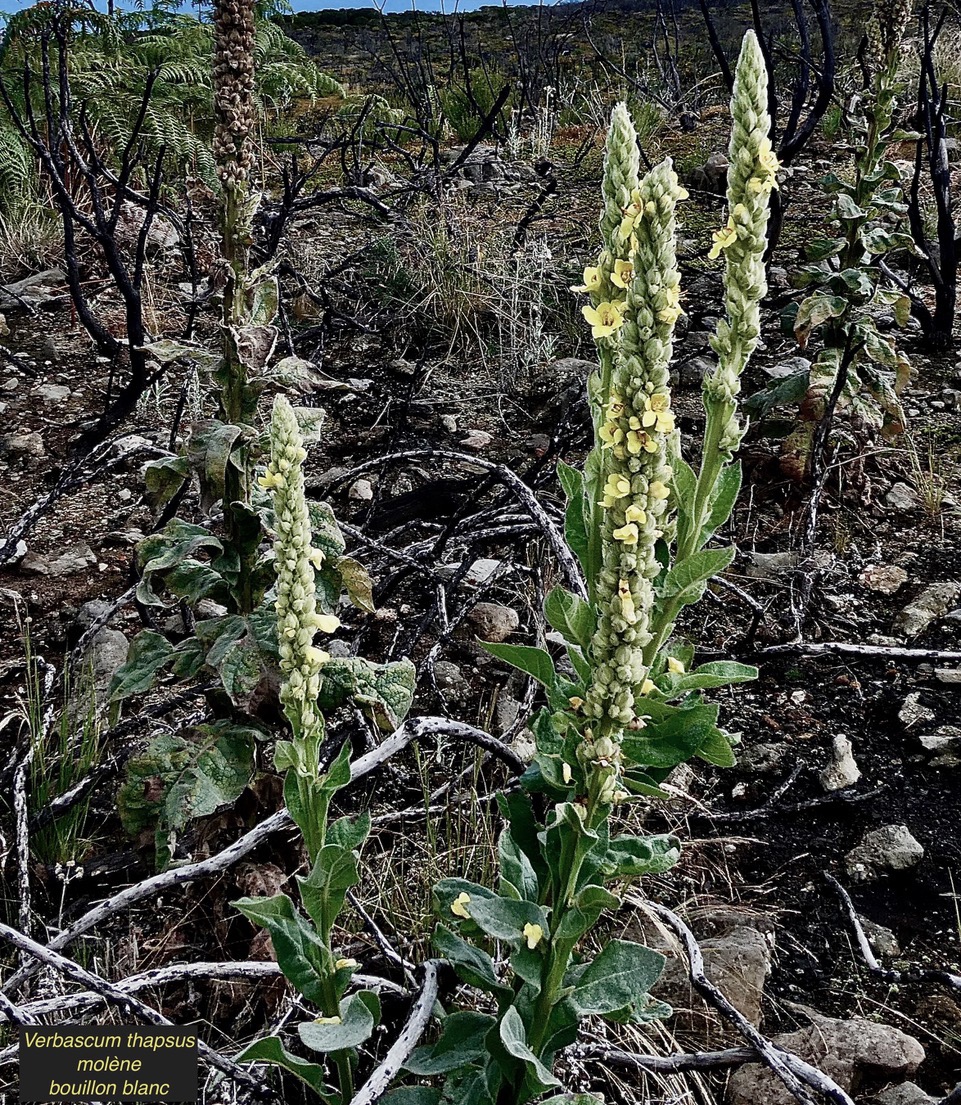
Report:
547,357,597,382
886,482,919,511
20,543,96,577
820,735,860,791
348,478,375,502
845,824,925,883
440,414,458,433
875,1082,938,1105
467,602,519,643
863,919,901,959
899,692,935,728
0,431,44,458
919,726,961,767
459,428,493,450
679,355,714,387
745,551,798,579
2,377,18,391
894,582,961,638
767,265,790,289
509,729,536,763
35,383,70,403
726,1013,924,1105
388,357,417,378
859,564,908,594
433,660,465,693
934,667,961,683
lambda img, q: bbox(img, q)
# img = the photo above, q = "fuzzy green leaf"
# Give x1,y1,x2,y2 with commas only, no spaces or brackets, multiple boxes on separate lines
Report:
109,630,173,701
232,893,328,1006
544,586,596,651
298,992,377,1053
433,925,512,998
234,1035,333,1099
498,1007,560,1090
571,940,666,1019
317,657,415,731
478,642,556,688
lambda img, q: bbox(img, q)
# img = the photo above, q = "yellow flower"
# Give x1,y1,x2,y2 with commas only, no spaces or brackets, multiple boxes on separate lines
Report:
258,470,284,490
624,504,647,525
599,421,624,449
667,657,685,674
617,578,637,624
649,480,670,501
626,429,658,455
451,892,471,919
562,762,573,784
640,677,656,695
522,922,545,950
749,137,780,194
314,613,340,634
335,958,358,970
308,547,325,570
610,258,635,289
314,1016,342,1025
572,265,603,294
708,216,738,260
617,192,643,240
306,646,331,666
600,472,631,508
582,301,625,339
569,696,584,711
612,522,639,545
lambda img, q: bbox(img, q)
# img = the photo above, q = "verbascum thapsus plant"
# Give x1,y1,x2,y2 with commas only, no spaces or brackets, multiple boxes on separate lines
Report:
213,0,256,191
262,395,340,862
396,34,769,1105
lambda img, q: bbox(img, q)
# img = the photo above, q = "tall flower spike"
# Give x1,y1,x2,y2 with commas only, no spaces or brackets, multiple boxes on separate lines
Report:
265,396,329,745
584,158,685,739
213,0,257,191
707,30,776,459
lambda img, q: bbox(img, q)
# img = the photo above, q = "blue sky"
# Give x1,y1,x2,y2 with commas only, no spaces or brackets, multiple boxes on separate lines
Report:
0,0,557,13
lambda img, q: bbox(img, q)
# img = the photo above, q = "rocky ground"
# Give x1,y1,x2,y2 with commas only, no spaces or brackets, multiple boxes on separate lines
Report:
0,118,959,1105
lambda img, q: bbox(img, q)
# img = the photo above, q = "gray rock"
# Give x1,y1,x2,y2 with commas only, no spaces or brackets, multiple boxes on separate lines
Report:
35,383,70,404
859,564,908,594
919,726,961,767
736,741,791,775
348,478,375,502
845,824,925,882
326,639,352,659
433,660,466,695
459,428,493,450
510,729,536,762
820,735,860,791
83,629,129,704
934,667,961,683
899,692,935,728
658,920,773,1044
726,1013,924,1105
388,357,416,378
863,919,900,959
745,551,798,580
1,431,44,458
494,693,523,734
687,151,729,194
875,1081,938,1105
680,355,714,387
467,602,519,643
21,544,96,576
886,482,920,511
767,265,790,289
894,582,961,638
78,599,114,630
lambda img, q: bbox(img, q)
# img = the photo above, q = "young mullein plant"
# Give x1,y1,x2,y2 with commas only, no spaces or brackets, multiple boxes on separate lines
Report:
383,35,770,1105
751,0,913,479
233,397,382,1105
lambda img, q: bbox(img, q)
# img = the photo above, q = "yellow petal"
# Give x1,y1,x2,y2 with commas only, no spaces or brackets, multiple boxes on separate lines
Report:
522,922,544,949
451,892,472,919
667,657,685,674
